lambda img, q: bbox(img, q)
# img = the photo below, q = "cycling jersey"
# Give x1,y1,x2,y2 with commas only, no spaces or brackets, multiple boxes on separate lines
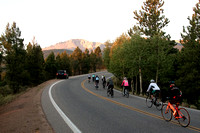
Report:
168,86,182,104
107,79,114,86
121,80,129,86
95,76,99,83
147,83,160,92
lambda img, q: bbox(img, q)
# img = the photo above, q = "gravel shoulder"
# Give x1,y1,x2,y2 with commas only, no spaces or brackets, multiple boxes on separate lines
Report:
0,79,57,133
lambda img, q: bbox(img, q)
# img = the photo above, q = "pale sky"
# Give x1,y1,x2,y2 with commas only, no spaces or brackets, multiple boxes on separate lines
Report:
0,0,198,48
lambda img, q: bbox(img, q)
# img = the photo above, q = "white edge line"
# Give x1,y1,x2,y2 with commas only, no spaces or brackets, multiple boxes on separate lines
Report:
48,80,82,133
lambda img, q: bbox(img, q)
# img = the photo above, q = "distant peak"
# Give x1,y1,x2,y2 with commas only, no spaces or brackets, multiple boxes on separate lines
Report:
42,39,105,51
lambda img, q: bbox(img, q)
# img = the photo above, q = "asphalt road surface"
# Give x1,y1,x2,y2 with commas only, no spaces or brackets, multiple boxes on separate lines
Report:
42,71,200,133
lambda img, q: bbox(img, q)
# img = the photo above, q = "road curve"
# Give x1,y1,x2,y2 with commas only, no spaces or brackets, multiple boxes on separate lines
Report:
42,72,200,133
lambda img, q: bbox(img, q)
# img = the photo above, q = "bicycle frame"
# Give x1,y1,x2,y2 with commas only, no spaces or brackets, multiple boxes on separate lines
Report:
166,102,175,113
165,102,178,117
146,92,162,110
122,86,129,98
162,101,190,127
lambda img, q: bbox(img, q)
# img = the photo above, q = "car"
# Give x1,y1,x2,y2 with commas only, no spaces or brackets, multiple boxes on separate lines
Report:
56,70,69,79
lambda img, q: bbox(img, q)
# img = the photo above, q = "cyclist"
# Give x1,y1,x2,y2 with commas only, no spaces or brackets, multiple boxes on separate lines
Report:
121,77,129,96
101,75,105,82
102,76,106,89
88,75,91,82
92,74,95,82
168,81,182,117
146,79,160,105
95,75,100,88
107,78,114,97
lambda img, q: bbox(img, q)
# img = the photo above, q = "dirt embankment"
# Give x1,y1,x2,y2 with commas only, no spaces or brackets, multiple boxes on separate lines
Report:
0,80,57,133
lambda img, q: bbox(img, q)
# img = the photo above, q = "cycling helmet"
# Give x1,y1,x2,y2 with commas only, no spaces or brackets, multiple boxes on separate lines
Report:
150,79,155,83
124,77,127,80
169,81,175,87
170,84,175,88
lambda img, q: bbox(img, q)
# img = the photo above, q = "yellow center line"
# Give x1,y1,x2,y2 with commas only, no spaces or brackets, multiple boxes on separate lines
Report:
81,80,200,132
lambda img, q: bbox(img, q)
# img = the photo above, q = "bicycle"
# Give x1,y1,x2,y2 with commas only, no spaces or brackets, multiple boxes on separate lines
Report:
88,78,91,83
122,86,129,98
92,76,95,82
102,81,106,89
95,82,99,90
146,91,163,111
161,98,190,127
107,86,114,98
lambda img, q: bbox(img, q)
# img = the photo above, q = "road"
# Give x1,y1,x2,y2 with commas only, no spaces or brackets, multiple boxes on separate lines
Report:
42,71,200,133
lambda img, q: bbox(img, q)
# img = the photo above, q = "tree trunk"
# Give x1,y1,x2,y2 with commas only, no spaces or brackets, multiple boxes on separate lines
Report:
139,68,143,95
122,60,125,77
139,56,143,95
135,75,138,94
131,79,134,94
156,65,159,83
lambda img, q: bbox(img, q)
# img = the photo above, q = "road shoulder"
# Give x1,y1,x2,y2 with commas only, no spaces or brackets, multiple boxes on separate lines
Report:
0,80,57,133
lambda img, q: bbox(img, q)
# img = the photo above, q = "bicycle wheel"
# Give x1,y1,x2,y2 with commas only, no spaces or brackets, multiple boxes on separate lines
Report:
122,87,125,96
178,108,190,127
111,89,114,98
155,97,163,111
107,89,110,97
146,94,153,108
125,89,129,98
161,104,172,121
95,84,98,90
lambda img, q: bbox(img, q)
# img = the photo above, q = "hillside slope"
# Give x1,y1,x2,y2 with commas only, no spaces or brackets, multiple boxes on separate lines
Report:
42,49,73,59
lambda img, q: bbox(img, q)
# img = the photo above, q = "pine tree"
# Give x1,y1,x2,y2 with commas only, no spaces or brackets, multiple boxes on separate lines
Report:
26,38,45,85
90,50,96,72
177,1,200,107
131,0,173,93
60,51,71,75
82,48,90,74
0,44,3,81
71,47,82,75
45,52,56,79
103,41,112,70
55,53,62,70
94,46,103,70
0,22,27,93
132,0,169,38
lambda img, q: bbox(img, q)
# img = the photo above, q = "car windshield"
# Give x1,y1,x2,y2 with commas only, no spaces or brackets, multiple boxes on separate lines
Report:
58,70,66,73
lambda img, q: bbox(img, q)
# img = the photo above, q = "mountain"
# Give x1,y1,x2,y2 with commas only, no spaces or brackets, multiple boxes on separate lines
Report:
174,40,184,51
42,39,105,52
42,49,73,59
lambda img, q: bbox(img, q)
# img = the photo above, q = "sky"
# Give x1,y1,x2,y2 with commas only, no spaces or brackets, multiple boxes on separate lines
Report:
0,0,199,48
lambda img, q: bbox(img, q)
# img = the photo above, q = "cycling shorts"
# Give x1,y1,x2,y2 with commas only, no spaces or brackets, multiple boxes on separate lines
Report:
151,90,160,97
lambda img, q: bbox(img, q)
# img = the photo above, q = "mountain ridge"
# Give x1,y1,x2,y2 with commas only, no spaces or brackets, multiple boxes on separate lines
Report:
42,39,105,51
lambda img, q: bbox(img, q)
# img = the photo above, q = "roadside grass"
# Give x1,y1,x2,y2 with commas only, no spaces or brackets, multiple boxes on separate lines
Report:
0,85,28,106
0,94,18,106
0,79,57,106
